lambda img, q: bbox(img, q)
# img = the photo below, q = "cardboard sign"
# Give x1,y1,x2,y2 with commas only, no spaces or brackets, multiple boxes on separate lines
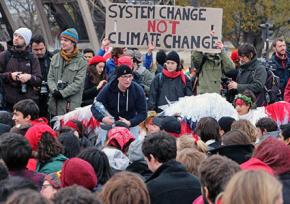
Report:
106,3,223,53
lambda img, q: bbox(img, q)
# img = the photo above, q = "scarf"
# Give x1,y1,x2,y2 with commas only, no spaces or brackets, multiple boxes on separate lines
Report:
60,47,79,62
162,69,186,86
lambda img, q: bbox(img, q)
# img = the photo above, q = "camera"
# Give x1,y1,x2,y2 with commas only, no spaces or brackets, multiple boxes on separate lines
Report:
20,84,27,94
221,77,231,90
57,80,68,91
220,77,237,103
40,81,48,95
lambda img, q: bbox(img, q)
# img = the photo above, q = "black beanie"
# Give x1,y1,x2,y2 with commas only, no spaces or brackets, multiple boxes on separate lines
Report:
166,51,180,66
160,116,181,134
116,65,133,78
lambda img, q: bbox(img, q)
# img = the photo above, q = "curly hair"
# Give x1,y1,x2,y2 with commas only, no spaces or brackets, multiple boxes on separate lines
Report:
37,132,63,163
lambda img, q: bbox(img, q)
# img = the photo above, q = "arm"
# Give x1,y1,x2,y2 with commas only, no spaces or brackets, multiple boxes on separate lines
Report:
148,75,160,110
220,50,235,73
59,60,87,98
184,76,193,96
143,70,154,94
129,85,147,127
191,51,205,70
237,65,267,94
144,53,153,70
91,85,109,121
97,48,105,56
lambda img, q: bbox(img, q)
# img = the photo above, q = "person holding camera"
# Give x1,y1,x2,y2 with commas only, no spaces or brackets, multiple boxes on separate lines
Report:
227,43,267,107
0,27,42,111
47,28,87,116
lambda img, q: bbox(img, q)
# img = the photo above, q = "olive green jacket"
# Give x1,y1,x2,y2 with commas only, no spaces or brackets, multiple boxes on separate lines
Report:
192,50,235,94
47,51,87,116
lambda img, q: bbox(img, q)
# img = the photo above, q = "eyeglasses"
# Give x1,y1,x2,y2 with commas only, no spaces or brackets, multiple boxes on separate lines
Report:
120,74,133,79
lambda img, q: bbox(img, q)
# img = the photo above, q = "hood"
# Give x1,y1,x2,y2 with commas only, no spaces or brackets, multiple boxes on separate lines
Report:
103,147,129,170
128,139,145,162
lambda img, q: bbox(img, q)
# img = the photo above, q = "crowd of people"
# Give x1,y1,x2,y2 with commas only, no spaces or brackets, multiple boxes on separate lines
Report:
0,25,289,204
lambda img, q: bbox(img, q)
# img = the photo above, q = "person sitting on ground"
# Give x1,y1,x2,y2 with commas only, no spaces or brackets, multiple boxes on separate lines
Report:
195,117,221,151
231,119,257,143
142,132,201,204
82,56,107,106
60,158,97,191
279,123,290,145
234,90,268,125
0,133,45,190
52,185,101,204
253,137,290,203
221,170,283,204
176,148,206,177
193,155,240,204
218,116,236,137
255,117,279,145
6,189,52,204
148,51,193,112
58,132,81,158
101,171,150,204
77,147,113,190
210,130,254,164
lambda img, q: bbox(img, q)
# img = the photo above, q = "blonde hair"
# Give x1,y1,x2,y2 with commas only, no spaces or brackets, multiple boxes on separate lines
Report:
222,170,282,204
231,119,257,143
177,134,208,153
176,148,206,176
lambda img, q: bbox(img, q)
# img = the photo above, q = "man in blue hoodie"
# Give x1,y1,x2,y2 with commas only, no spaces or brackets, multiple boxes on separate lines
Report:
91,65,147,144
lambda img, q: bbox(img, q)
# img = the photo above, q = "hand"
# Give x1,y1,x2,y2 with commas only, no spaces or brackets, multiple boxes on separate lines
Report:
101,37,110,49
228,81,238,90
52,90,63,99
18,73,31,83
11,72,22,81
119,117,131,127
215,41,224,50
97,80,107,90
147,42,155,54
102,116,114,126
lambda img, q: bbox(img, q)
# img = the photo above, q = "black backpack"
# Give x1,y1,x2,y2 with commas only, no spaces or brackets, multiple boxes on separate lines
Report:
257,58,282,105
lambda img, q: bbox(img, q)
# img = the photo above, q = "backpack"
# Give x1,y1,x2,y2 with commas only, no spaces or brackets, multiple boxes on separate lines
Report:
257,58,282,105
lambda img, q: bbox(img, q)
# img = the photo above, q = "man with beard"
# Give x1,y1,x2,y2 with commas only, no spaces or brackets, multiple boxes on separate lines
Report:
31,35,53,117
0,27,42,111
271,37,290,96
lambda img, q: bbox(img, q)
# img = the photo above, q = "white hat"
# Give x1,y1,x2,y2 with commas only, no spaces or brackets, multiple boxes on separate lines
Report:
14,27,32,46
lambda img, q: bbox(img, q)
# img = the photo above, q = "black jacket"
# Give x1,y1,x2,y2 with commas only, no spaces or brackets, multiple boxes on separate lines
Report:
92,80,147,127
146,160,201,204
279,173,290,204
126,160,152,181
148,73,193,112
236,58,267,106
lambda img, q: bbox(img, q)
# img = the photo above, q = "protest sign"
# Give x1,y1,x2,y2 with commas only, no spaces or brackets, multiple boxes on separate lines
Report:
106,3,223,52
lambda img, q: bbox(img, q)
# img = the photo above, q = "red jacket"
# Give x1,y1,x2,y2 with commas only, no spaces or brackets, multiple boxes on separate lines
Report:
284,79,290,102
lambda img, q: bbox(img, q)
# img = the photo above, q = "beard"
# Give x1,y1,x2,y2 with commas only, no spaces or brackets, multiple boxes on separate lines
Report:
14,44,26,49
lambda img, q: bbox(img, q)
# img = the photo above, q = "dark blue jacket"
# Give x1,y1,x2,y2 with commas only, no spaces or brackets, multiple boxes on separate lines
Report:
92,80,147,127
271,52,290,92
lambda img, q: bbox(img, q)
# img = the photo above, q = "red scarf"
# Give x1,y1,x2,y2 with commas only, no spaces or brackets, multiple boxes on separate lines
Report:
162,69,186,86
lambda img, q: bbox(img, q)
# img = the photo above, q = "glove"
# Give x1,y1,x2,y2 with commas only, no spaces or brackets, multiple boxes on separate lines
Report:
52,90,63,99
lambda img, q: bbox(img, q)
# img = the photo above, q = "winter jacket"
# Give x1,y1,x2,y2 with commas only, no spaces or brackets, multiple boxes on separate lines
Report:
191,50,235,94
92,80,147,127
126,160,152,181
279,173,290,204
38,51,53,82
81,73,104,106
284,79,290,102
0,48,42,108
36,154,67,175
47,51,87,115
148,73,193,112
271,52,290,94
146,160,201,204
236,58,267,106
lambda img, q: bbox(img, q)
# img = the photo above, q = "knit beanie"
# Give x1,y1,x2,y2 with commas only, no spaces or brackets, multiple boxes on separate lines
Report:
116,65,133,78
118,56,133,68
14,27,32,46
61,158,97,190
88,56,106,65
166,51,180,67
60,28,79,44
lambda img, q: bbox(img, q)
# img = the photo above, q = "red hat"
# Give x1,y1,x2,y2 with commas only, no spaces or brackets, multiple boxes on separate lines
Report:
88,56,106,65
61,158,97,190
25,124,56,151
230,49,239,63
117,56,133,68
107,127,135,152
240,158,274,175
